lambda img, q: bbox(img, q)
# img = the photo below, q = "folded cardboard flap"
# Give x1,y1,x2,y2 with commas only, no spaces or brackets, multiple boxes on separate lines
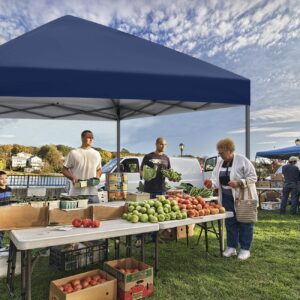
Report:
48,207,92,225
0,205,49,230
92,205,125,220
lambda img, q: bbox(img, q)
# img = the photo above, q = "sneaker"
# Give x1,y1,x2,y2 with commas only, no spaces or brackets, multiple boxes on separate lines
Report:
135,239,141,248
238,249,250,260
222,247,237,257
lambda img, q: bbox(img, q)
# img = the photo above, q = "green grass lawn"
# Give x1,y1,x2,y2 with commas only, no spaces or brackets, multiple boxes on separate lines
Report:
1,209,300,300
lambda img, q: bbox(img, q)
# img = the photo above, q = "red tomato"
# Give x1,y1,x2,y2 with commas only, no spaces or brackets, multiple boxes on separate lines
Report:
82,218,92,228
90,280,98,286
83,276,92,283
63,283,72,291
92,275,101,282
65,286,73,293
71,279,80,287
92,219,100,228
72,218,82,228
73,284,82,291
99,278,107,283
81,281,90,289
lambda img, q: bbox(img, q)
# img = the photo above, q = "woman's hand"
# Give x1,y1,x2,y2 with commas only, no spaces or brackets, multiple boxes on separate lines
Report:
204,179,212,188
228,180,240,188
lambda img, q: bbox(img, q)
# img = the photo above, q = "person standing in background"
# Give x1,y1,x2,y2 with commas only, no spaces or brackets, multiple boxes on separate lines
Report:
62,130,102,204
280,156,299,215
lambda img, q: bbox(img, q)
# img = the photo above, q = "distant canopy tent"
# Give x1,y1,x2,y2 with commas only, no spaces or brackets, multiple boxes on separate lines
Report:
0,15,251,163
256,145,300,160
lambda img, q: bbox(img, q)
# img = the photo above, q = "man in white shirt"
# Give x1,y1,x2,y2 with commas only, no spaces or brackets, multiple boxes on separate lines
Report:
62,130,102,203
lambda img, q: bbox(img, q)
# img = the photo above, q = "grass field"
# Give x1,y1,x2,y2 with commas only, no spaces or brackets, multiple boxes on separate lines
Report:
0,208,299,300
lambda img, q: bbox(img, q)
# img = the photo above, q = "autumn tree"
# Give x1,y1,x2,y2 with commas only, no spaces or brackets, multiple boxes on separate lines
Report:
38,145,63,173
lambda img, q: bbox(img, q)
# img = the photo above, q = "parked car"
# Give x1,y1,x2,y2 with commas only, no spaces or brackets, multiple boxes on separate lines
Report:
99,156,205,192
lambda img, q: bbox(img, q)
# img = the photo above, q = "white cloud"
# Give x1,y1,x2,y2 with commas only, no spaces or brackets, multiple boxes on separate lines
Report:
267,131,300,138
228,127,289,134
257,141,276,144
0,134,15,138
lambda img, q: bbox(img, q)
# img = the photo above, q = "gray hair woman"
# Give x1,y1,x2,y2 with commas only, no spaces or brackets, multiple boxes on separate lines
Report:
204,138,258,260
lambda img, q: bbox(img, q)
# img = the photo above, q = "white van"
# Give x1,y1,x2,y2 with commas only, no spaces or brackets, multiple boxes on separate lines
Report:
99,156,204,192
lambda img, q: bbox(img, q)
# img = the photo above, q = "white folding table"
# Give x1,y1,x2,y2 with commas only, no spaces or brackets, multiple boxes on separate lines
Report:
8,219,159,300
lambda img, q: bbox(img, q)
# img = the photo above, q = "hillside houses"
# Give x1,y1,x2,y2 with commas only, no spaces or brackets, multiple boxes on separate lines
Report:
11,152,43,171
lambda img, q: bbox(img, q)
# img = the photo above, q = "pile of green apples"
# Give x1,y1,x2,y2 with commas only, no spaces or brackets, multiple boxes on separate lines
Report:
122,195,187,223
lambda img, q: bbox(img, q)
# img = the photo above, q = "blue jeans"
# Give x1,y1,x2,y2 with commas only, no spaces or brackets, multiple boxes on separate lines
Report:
280,186,298,215
222,192,254,250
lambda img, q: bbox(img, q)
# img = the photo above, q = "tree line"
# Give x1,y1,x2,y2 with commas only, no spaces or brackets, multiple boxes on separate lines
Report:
0,144,143,174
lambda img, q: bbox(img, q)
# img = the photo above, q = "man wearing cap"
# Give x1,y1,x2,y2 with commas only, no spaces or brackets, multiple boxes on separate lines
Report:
280,156,299,215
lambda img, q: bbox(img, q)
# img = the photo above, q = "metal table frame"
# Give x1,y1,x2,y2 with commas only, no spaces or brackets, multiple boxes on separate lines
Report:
6,220,158,300
154,212,233,275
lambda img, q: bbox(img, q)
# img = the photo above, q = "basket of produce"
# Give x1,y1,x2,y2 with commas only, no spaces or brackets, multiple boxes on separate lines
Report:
60,199,78,210
87,177,100,187
161,168,182,182
76,196,89,208
47,198,61,210
74,180,88,188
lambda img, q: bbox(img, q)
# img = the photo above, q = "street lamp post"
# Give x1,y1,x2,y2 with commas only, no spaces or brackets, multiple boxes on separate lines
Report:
179,143,184,157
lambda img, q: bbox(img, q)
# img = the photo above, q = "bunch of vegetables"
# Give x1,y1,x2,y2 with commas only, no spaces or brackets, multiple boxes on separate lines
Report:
189,186,214,198
143,165,157,181
161,168,182,182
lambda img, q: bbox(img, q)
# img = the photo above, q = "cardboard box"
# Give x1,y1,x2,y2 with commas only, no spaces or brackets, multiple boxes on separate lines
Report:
177,225,195,239
98,191,108,202
126,192,150,202
109,192,127,201
104,258,154,300
256,181,271,188
265,191,280,201
48,208,91,225
261,201,281,210
92,205,125,220
0,205,49,230
270,181,283,188
49,269,117,300
271,174,284,181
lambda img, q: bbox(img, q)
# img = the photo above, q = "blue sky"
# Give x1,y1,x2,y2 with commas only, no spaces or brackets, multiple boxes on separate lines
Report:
0,0,299,159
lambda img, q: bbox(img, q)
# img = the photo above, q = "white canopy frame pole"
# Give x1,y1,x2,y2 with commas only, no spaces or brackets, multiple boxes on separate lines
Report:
245,105,250,159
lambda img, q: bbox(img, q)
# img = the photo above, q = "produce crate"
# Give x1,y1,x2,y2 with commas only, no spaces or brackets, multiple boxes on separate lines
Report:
74,180,88,188
126,192,150,202
261,201,281,210
98,191,108,203
49,240,107,271
60,200,78,210
87,177,100,187
256,181,271,188
270,181,283,188
104,258,154,300
49,269,117,300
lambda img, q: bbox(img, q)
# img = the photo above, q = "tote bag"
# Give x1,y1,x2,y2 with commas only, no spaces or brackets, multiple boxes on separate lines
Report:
235,184,258,223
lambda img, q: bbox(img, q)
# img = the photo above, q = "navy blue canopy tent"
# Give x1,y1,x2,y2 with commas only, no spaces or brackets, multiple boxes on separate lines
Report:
256,145,300,160
0,15,251,159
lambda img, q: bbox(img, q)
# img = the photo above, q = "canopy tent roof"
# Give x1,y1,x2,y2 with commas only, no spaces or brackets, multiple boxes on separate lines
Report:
0,15,250,121
256,145,300,160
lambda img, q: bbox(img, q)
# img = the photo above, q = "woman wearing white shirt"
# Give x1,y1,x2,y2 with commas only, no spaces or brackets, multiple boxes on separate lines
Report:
204,138,258,260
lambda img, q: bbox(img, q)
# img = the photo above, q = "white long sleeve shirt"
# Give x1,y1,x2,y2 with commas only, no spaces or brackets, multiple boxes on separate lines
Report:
211,153,258,205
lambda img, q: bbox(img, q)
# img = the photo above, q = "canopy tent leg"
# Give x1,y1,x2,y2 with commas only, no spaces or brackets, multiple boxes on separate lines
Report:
245,105,250,159
116,107,121,172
